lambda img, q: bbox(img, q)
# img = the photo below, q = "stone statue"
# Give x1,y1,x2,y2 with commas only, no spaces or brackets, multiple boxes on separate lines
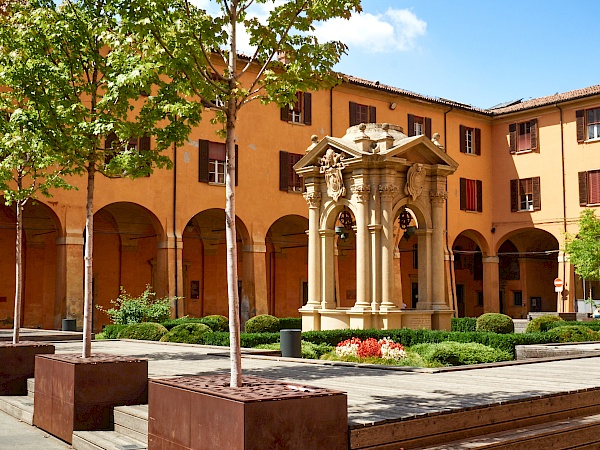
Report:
431,132,444,149
320,148,346,202
405,163,425,201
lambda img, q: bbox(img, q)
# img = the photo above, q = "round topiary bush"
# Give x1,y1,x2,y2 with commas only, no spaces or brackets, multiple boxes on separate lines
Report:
101,324,129,339
546,325,600,343
244,314,280,333
159,323,212,344
116,322,168,341
525,314,563,333
203,315,229,332
410,342,512,366
476,313,514,334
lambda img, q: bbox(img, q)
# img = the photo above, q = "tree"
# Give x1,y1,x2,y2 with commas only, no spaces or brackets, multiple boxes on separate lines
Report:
1,0,200,357
123,0,362,386
0,104,73,344
564,208,600,304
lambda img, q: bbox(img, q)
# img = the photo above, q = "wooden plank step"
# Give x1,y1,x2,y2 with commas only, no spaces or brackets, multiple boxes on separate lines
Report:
72,430,147,450
421,413,600,449
350,388,600,449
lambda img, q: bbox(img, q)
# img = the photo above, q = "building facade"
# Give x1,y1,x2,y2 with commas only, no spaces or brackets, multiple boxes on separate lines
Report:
2,72,599,331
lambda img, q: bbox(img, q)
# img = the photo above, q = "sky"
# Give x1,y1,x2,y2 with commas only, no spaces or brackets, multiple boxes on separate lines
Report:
195,1,600,110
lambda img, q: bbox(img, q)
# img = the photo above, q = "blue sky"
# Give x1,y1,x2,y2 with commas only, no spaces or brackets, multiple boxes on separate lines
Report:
326,0,600,109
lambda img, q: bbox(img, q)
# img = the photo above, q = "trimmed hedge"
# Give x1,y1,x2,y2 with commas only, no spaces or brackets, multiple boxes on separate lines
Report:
525,315,563,333
162,316,228,332
117,322,168,341
476,313,514,334
102,324,128,339
546,325,600,343
410,341,512,366
245,314,280,333
201,332,281,348
546,320,600,332
160,323,212,344
203,315,229,332
451,317,477,333
279,317,302,330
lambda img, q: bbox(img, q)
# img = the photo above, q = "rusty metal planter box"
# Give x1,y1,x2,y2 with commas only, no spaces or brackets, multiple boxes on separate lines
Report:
148,374,348,450
0,342,55,395
33,353,148,444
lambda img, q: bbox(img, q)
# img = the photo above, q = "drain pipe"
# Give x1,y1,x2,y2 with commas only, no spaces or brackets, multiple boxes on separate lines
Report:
329,87,334,136
556,103,568,311
443,106,456,314
173,138,179,318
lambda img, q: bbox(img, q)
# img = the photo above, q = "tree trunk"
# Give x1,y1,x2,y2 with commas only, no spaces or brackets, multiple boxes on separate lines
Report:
82,164,95,358
12,201,23,344
227,2,242,388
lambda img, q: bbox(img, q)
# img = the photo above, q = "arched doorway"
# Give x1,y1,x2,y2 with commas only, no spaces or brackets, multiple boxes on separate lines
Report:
182,209,249,319
0,200,60,329
265,215,308,316
452,234,484,318
497,229,559,318
93,202,163,331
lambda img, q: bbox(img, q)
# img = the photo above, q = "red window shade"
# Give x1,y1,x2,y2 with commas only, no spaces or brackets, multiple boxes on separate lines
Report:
465,179,477,211
209,142,226,161
589,171,600,204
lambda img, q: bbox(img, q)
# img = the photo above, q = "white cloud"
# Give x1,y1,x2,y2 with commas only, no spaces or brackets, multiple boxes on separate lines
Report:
314,8,427,53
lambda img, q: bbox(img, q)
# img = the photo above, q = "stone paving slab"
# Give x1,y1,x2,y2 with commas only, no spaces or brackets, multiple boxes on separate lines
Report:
52,340,600,427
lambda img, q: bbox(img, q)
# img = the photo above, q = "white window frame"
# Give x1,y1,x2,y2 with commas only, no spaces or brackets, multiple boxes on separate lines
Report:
465,128,473,154
209,159,226,184
587,108,600,140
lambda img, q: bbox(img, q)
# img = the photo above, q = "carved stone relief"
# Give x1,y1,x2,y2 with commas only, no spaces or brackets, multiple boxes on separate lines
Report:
405,163,425,201
319,148,346,202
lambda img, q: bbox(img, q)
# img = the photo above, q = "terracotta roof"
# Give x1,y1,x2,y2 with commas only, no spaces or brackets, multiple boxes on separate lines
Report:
487,85,600,115
343,74,600,117
343,75,491,115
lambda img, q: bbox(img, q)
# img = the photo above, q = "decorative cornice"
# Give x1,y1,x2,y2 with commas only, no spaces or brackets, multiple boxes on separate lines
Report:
303,191,321,208
429,191,448,204
351,184,371,202
378,184,399,200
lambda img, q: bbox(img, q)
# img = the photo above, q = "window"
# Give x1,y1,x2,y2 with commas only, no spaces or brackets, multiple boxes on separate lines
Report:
279,151,304,193
576,107,600,142
104,133,151,174
349,102,376,126
459,178,482,212
459,125,481,155
509,119,538,153
510,177,541,212
578,170,600,205
198,139,238,186
407,114,432,138
280,92,312,125
513,291,523,307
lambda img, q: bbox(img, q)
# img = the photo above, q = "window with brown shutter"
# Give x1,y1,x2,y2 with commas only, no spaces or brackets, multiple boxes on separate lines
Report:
280,92,312,125
460,178,482,212
199,140,238,185
576,110,585,143
579,170,600,205
509,124,517,153
510,179,518,211
279,151,303,193
349,101,376,126
509,120,538,153
579,171,589,205
511,177,541,212
460,125,482,155
408,114,431,138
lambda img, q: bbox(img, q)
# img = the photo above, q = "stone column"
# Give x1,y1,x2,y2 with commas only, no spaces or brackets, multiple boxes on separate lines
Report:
302,192,322,309
416,229,432,309
242,241,268,319
380,185,399,310
320,229,336,309
557,252,575,313
430,191,448,309
369,224,382,310
55,233,84,329
352,184,371,309
482,256,500,313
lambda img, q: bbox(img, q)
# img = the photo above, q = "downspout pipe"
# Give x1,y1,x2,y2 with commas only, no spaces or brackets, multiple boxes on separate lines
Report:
330,87,334,136
556,103,568,311
443,106,456,313
173,138,179,318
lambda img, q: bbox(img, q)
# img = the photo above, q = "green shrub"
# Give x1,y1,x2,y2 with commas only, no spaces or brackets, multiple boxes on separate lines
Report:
546,320,600,332
116,322,168,341
279,317,302,330
546,325,600,343
159,323,212,344
410,341,512,366
102,324,128,339
476,313,514,334
245,314,280,333
201,331,280,347
203,315,229,332
525,315,563,333
451,317,477,333
97,286,174,325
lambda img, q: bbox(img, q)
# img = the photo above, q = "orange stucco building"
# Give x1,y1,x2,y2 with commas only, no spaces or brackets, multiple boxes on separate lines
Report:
2,72,600,332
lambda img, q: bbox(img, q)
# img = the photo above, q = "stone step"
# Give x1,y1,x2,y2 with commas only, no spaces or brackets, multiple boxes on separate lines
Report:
0,394,34,424
422,413,600,449
27,378,34,398
72,430,147,450
113,404,148,442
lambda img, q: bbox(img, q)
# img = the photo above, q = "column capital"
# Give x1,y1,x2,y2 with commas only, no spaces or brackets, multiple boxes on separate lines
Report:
378,184,399,200
351,184,371,203
303,191,322,208
368,224,383,232
429,191,448,204
482,256,499,264
319,229,336,237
